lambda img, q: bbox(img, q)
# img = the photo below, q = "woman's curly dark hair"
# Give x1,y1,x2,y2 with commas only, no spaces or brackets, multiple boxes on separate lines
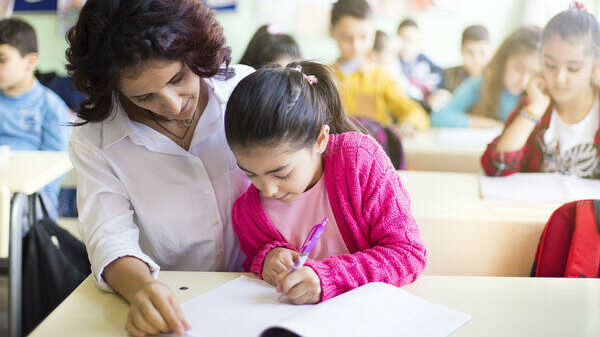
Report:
66,0,233,124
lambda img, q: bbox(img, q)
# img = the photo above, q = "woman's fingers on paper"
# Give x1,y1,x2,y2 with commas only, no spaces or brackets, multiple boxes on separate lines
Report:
125,315,148,337
151,294,184,335
170,296,191,330
131,306,160,335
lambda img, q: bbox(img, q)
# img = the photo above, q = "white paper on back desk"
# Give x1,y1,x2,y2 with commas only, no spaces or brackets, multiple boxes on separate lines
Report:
479,172,600,203
179,276,471,337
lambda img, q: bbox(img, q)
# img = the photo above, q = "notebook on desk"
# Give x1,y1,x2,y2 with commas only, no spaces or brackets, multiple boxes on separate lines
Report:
180,276,471,337
479,173,600,203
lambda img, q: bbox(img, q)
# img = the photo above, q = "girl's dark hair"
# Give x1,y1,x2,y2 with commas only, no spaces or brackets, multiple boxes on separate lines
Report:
225,61,359,151
66,0,233,124
239,25,301,69
542,6,600,58
472,26,541,119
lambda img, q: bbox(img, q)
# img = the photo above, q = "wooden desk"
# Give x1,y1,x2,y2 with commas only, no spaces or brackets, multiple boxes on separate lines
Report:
402,128,495,173
0,151,73,337
29,272,600,337
398,170,560,277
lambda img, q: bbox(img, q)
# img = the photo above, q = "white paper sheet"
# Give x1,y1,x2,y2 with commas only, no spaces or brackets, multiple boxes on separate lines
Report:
479,173,600,203
436,127,502,146
180,276,471,337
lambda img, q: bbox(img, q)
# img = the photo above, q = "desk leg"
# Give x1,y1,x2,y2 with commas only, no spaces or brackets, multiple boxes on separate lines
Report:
8,193,28,337
0,186,9,259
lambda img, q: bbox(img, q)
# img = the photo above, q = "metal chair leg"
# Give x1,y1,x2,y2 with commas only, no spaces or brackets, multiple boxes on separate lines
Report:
8,193,28,337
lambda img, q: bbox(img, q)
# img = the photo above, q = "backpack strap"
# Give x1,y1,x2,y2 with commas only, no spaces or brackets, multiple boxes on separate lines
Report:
565,200,600,278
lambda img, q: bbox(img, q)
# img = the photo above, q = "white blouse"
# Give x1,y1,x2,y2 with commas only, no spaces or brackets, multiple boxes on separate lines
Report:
69,65,253,290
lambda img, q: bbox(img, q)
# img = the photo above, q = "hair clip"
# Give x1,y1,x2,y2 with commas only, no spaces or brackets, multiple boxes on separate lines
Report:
266,24,281,35
292,65,317,85
303,74,318,85
571,1,586,11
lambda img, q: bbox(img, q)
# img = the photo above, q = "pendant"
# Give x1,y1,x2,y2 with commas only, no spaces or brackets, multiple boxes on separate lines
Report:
183,118,193,127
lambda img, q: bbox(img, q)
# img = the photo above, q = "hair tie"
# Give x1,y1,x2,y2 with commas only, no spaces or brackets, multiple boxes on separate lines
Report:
266,24,281,35
293,65,318,85
571,1,586,11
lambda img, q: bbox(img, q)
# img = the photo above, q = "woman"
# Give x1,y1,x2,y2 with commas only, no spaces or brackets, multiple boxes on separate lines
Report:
66,0,252,335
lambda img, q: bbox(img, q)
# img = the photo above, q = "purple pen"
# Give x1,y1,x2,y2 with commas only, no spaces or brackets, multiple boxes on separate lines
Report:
289,217,328,273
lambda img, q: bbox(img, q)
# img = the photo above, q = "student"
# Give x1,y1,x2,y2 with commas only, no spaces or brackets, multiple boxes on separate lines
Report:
482,4,600,178
431,26,541,128
225,61,426,305
371,30,423,102
397,19,445,103
443,25,492,93
329,0,429,137
239,24,301,69
0,18,70,210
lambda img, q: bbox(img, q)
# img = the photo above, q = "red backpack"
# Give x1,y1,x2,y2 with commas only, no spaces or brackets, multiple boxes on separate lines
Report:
532,200,600,278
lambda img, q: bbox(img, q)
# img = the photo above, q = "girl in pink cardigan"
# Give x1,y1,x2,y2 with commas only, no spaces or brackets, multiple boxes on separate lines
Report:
224,61,426,305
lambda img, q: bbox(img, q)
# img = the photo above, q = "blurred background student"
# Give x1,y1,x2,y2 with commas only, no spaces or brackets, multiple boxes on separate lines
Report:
443,24,492,93
431,26,541,128
239,24,301,69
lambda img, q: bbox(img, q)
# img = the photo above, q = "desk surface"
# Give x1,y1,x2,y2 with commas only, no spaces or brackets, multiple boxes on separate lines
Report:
29,272,600,337
398,170,559,223
0,150,72,195
402,128,493,173
398,171,560,276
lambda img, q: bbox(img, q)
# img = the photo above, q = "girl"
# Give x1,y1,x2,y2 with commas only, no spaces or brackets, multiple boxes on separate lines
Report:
431,26,541,128
239,24,301,69
482,3,600,178
225,61,426,305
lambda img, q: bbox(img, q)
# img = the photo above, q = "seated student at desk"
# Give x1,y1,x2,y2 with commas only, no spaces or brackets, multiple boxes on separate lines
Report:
225,61,426,305
431,26,541,129
66,0,255,336
482,6,600,178
0,18,71,214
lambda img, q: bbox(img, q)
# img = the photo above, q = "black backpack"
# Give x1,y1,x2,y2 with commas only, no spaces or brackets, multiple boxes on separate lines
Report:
21,196,90,335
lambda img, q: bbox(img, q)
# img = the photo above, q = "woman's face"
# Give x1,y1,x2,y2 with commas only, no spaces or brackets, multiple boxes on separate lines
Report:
118,60,201,121
503,52,539,95
541,35,598,104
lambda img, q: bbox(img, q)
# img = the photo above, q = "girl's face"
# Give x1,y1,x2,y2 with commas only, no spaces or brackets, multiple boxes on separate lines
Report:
119,60,201,121
541,35,598,104
503,52,539,95
233,126,330,203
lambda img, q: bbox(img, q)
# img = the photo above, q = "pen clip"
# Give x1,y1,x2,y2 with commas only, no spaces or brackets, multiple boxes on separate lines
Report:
298,217,327,255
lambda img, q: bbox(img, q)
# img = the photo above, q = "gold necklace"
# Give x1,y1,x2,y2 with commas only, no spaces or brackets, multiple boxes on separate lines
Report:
145,108,196,147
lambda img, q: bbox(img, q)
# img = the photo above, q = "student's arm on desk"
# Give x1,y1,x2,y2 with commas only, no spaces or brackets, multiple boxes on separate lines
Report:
68,141,188,336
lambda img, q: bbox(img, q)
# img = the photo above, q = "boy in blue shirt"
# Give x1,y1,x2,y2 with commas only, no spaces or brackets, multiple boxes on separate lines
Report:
0,18,71,211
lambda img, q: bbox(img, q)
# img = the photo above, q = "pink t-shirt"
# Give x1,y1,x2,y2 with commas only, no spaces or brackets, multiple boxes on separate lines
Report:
259,174,350,260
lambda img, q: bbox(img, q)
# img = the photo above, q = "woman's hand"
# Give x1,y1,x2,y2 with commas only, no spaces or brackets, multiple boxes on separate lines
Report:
277,266,322,305
525,75,551,118
396,123,417,138
125,281,190,337
262,247,299,287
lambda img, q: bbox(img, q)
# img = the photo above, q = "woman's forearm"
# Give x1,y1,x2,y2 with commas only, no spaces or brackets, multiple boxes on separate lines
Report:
102,256,156,302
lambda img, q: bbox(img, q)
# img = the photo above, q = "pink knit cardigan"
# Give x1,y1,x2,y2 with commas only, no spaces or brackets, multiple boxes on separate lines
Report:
231,132,426,301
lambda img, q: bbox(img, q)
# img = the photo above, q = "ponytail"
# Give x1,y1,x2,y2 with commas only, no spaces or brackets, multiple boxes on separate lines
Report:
225,60,360,150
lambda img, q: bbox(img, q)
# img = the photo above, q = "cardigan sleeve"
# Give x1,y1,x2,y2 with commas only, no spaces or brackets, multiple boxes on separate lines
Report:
481,105,530,176
304,141,426,301
231,193,294,277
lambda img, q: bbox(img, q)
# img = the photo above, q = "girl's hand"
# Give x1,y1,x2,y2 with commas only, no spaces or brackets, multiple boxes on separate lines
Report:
262,247,299,286
427,89,452,111
525,75,551,118
125,281,190,337
277,266,322,305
